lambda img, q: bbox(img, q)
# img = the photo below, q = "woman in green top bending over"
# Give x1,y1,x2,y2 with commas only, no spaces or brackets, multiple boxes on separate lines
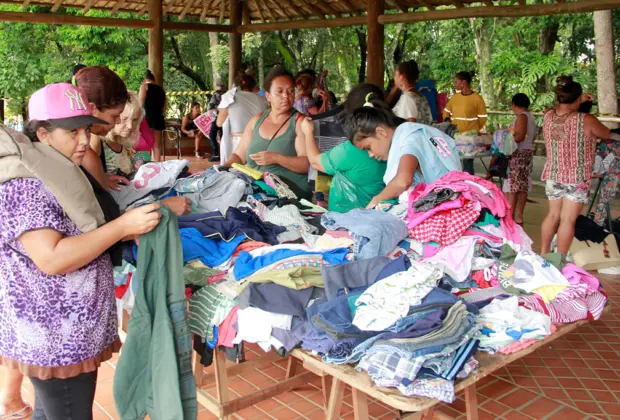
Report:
301,84,388,212
225,67,310,199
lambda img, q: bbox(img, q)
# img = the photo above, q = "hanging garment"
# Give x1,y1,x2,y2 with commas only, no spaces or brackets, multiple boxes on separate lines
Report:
114,208,197,420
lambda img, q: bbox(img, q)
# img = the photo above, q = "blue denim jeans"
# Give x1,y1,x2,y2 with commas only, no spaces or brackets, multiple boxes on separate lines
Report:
31,370,98,420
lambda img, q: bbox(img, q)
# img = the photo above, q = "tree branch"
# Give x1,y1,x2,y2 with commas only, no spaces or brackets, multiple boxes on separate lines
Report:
169,34,208,90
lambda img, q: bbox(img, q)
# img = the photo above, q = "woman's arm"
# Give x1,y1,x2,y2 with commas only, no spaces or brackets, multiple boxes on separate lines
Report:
301,118,325,172
585,114,611,140
248,120,309,174
138,83,147,106
216,108,229,128
225,114,259,166
513,114,528,143
19,204,161,276
82,148,129,192
477,95,488,130
367,154,418,208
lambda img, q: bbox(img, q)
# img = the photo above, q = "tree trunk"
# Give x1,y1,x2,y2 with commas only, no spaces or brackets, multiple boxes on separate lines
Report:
258,33,265,88
356,28,367,84
207,18,221,87
0,99,4,124
170,34,208,90
536,20,559,93
384,23,404,81
470,18,496,110
594,10,618,128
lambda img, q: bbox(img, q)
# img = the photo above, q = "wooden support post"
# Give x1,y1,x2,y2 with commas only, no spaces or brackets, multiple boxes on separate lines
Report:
213,350,232,420
321,376,332,408
229,0,242,88
366,0,384,87
352,388,369,420
464,384,479,420
326,378,346,420
594,10,619,128
148,0,164,85
285,356,298,380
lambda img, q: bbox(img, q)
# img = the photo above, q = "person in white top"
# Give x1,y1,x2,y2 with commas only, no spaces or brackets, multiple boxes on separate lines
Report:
217,74,268,165
389,60,433,125
503,93,538,224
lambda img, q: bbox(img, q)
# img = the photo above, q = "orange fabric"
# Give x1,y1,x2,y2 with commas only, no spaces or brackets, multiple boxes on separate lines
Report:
233,240,271,257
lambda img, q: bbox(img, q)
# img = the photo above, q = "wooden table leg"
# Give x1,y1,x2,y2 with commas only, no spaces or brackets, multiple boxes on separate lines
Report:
214,349,231,419
352,388,369,420
285,356,297,380
422,405,435,419
322,376,332,408
325,378,346,420
464,383,479,420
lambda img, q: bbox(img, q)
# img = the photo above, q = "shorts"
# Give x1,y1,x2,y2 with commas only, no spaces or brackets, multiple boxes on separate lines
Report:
545,180,590,204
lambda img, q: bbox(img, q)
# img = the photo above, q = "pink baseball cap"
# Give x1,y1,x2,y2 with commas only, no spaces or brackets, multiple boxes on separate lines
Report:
28,83,108,130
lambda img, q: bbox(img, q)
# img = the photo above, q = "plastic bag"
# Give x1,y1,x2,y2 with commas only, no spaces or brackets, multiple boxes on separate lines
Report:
327,155,373,212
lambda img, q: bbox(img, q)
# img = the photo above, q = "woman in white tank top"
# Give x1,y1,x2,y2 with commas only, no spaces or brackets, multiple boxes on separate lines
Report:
503,93,538,224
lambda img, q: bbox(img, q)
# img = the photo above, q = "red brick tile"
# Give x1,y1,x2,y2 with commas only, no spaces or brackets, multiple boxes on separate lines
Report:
565,359,589,369
102,404,120,420
503,410,535,420
270,407,300,419
594,368,620,380
520,397,563,418
477,408,501,420
94,380,115,407
589,390,618,403
528,366,552,377
579,378,607,390
234,405,270,420
197,410,219,420
579,350,602,360
255,397,284,412
570,368,599,379
367,403,392,418
304,409,327,420
546,406,589,420
436,404,464,418
558,350,581,359
289,399,323,416
600,402,620,416
274,390,304,405
479,379,517,399
603,380,620,392
480,400,511,416
559,378,584,389
546,358,569,368
522,356,546,366
229,378,258,395
573,400,604,414
498,389,540,409
550,367,575,378
513,376,539,389
535,376,561,388
241,372,277,387
543,387,570,400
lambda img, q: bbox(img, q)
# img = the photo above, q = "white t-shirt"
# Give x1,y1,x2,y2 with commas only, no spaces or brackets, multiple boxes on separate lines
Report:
392,91,433,125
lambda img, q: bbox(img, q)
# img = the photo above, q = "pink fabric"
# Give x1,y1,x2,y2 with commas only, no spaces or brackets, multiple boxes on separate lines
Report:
407,171,521,247
561,263,601,290
217,306,239,348
518,287,607,324
406,191,468,228
410,200,481,246
134,119,156,152
462,229,503,244
499,325,557,354
472,271,492,289
326,230,354,239
423,243,440,258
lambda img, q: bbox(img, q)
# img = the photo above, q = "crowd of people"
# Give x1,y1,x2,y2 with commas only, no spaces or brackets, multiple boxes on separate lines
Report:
0,59,617,420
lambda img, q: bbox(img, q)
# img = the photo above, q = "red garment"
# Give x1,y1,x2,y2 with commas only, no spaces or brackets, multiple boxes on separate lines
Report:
115,273,132,299
409,200,480,246
232,240,271,257
217,306,239,348
471,271,491,289
208,271,228,284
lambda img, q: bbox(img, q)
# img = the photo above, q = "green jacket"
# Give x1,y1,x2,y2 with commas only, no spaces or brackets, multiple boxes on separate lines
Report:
114,208,197,420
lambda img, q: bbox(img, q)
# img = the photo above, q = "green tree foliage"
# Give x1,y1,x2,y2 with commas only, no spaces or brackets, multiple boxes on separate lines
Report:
0,5,617,121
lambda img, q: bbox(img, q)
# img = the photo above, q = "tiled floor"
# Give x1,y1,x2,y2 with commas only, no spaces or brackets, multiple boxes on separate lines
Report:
2,155,619,420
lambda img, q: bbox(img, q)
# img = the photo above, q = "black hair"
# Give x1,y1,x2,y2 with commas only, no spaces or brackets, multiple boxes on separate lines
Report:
512,93,531,109
348,100,400,144
23,120,54,142
396,60,420,85
236,73,257,91
456,71,473,85
344,83,385,115
191,102,201,108
264,66,295,92
555,75,583,104
145,69,156,81
72,64,86,76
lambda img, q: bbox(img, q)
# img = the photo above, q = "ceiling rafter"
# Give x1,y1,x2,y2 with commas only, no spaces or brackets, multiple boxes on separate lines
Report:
200,0,208,20
50,0,63,12
136,3,149,15
314,0,343,18
268,0,294,20
300,1,327,19
179,0,197,19
82,0,98,13
21,0,32,9
218,0,225,22
281,0,312,18
412,0,435,10
110,0,125,15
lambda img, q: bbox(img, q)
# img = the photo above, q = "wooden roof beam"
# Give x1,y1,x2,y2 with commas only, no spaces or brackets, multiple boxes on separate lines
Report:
379,0,620,23
338,0,357,14
315,0,343,17
50,0,63,12
265,0,293,20
393,0,410,12
21,0,31,10
413,0,434,9
179,0,198,20
200,0,208,20
280,0,310,18
238,14,365,31
300,2,327,19
259,0,278,21
110,0,125,15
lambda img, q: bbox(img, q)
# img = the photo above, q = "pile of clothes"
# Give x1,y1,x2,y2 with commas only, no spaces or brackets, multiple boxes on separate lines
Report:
116,165,608,405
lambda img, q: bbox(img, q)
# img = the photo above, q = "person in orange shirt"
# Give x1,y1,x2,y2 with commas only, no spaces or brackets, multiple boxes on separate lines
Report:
442,71,487,175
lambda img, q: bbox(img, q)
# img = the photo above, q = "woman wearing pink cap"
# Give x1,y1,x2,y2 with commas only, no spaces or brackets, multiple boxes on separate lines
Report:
0,83,161,420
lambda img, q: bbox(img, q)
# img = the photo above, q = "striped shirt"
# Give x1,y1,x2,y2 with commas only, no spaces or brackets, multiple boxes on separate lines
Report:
188,284,236,341
541,110,597,185
442,92,488,133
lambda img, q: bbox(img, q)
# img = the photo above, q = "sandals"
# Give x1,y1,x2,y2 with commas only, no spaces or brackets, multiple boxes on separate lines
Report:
0,404,33,420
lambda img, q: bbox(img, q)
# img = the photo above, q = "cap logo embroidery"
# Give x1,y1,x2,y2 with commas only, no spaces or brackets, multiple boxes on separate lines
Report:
65,89,87,111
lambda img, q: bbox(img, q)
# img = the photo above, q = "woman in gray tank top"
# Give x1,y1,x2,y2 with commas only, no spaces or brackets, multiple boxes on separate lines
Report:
224,67,310,199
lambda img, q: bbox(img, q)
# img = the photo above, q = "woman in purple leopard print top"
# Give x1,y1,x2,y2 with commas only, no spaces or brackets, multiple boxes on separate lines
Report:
0,83,161,420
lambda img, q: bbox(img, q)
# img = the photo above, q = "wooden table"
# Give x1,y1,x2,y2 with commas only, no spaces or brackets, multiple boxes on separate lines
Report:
193,317,592,419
